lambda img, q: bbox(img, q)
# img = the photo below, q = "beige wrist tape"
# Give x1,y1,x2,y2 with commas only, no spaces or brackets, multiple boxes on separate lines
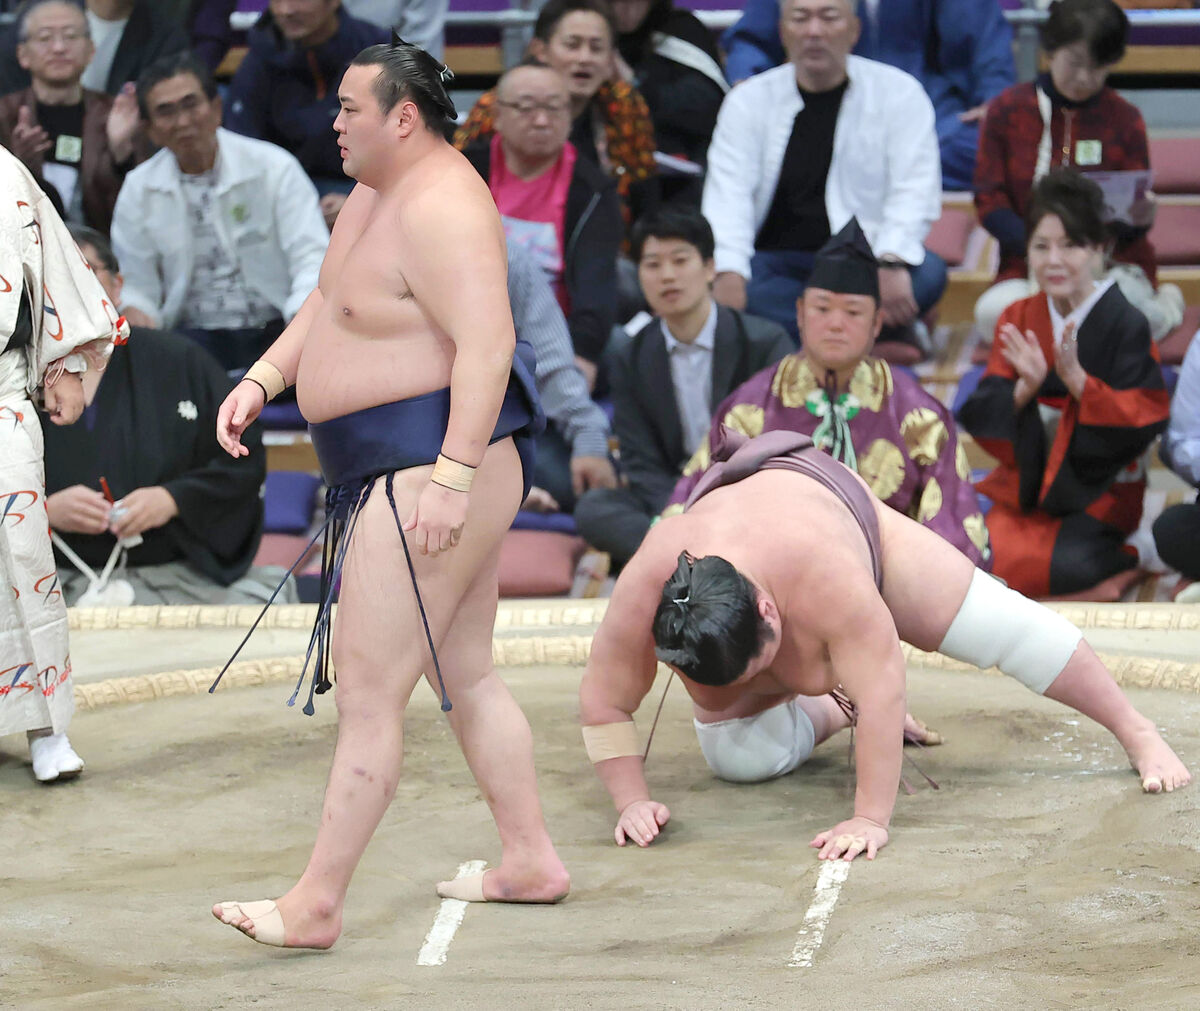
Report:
582,721,641,763
431,453,475,493
243,360,287,402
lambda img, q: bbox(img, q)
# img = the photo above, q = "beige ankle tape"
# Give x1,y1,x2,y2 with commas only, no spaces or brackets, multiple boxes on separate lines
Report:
431,454,475,493
243,360,287,402
582,721,640,763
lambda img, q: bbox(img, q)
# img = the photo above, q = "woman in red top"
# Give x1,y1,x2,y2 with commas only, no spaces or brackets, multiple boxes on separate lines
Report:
972,0,1182,343
958,171,1169,600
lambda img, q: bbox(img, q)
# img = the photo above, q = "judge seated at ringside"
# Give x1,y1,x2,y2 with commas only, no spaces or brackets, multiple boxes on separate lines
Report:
40,226,286,606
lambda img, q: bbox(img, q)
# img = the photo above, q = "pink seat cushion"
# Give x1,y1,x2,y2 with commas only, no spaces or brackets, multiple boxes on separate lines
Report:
1159,303,1199,366
253,532,320,570
925,207,974,268
1149,137,1200,196
1149,204,1200,265
498,530,586,598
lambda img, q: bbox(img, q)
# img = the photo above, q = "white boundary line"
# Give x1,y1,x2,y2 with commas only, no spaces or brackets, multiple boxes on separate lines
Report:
788,861,851,968
416,860,486,966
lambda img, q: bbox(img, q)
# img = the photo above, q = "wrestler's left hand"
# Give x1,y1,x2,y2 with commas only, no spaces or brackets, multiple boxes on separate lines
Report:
43,372,85,425
810,816,889,862
404,481,468,555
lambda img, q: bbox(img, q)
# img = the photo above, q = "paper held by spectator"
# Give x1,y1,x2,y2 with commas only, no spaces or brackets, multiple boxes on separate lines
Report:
1083,169,1154,226
653,151,704,177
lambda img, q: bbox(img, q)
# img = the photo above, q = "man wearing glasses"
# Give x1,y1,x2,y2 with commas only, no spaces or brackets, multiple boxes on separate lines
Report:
461,59,623,392
0,0,144,234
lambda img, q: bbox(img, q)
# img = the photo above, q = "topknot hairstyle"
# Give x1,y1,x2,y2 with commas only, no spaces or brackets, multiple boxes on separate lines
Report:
351,33,458,131
652,552,773,687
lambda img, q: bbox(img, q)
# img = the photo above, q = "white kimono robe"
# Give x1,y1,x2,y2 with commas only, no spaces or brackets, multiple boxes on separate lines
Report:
0,149,123,735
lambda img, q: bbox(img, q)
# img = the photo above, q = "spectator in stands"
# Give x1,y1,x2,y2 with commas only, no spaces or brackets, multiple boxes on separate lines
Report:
507,238,617,514
573,208,792,568
188,0,242,72
461,60,623,389
225,1,388,227
957,171,1168,600
111,52,328,375
610,0,726,202
704,0,945,356
0,0,144,234
0,0,189,96
973,0,1182,345
1153,332,1200,604
40,225,287,605
455,0,659,236
342,0,448,60
666,217,991,567
720,0,1015,191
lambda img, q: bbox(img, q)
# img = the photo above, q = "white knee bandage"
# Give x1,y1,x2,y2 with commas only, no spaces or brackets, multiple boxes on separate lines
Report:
938,569,1082,695
694,700,816,784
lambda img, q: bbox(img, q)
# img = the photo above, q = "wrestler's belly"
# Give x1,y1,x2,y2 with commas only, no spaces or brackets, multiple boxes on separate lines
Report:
296,323,454,424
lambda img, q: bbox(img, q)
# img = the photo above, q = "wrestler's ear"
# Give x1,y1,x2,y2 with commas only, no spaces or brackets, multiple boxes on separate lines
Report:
393,98,422,139
756,594,779,625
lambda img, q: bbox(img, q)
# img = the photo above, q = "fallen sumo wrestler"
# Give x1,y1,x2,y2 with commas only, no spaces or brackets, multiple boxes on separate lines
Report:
207,36,569,950
580,422,1191,862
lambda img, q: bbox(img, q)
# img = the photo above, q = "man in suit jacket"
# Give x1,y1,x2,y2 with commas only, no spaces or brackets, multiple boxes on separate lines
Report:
0,1,188,97
575,208,792,566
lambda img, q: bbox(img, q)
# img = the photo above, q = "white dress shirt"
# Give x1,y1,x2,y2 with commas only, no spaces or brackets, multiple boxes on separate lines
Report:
662,300,718,457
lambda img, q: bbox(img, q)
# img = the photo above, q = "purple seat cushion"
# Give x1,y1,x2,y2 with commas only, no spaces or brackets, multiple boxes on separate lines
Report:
512,509,578,534
264,470,322,534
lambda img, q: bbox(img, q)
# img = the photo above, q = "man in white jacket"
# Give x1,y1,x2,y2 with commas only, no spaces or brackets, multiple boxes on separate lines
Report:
111,52,328,375
702,0,945,351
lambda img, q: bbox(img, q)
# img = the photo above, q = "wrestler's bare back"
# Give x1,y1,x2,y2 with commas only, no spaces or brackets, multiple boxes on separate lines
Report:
599,467,977,718
295,151,504,423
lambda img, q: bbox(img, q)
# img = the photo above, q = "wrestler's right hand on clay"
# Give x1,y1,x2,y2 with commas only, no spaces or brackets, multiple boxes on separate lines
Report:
615,799,671,847
216,381,265,458
810,816,889,862
404,481,468,555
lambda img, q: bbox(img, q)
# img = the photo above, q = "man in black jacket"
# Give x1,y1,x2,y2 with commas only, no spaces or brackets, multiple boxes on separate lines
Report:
461,59,623,391
41,225,276,605
0,1,188,97
575,208,792,566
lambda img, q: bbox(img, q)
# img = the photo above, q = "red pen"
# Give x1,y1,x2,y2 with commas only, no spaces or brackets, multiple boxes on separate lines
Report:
99,477,114,504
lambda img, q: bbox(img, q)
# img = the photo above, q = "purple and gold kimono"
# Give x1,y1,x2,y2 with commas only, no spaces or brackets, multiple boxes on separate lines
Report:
666,354,992,568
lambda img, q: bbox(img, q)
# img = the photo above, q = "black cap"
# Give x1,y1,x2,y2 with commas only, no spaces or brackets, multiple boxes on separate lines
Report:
807,217,879,302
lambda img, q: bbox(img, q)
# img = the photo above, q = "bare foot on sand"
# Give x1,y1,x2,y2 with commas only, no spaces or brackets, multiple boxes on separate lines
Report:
437,859,570,903
1122,723,1192,793
212,889,341,949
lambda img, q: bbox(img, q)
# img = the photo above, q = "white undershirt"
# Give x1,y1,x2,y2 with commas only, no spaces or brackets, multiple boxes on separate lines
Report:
80,12,128,92
662,300,718,457
1047,278,1114,344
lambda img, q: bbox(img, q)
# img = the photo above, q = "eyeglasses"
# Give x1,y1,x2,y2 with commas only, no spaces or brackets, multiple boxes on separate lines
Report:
497,99,571,118
149,93,210,123
21,29,89,47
